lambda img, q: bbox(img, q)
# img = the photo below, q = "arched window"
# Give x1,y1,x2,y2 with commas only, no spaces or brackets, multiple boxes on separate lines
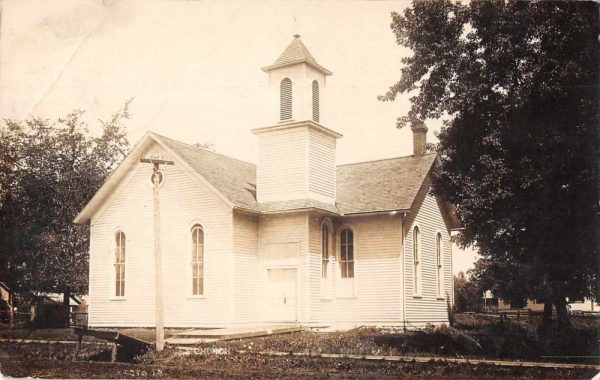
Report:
413,227,421,295
191,224,204,295
436,233,443,296
340,228,354,278
312,80,320,122
280,78,292,121
321,223,329,279
114,231,126,297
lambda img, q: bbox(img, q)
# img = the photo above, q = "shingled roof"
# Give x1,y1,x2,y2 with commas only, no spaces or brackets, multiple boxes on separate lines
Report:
155,134,259,211
75,132,439,223
335,154,438,214
261,35,333,75
154,134,437,215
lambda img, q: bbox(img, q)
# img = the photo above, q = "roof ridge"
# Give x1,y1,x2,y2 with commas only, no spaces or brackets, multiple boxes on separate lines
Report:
337,152,437,167
262,35,332,76
151,132,256,168
274,36,317,65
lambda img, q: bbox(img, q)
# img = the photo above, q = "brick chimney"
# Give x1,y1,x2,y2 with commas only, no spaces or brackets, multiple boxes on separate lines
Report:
411,122,428,156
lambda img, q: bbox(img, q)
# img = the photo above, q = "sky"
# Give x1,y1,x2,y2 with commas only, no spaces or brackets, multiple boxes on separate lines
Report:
0,0,479,274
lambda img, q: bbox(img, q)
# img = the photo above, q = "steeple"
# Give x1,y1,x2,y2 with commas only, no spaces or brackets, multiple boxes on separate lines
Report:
253,35,341,204
262,35,332,76
262,35,332,124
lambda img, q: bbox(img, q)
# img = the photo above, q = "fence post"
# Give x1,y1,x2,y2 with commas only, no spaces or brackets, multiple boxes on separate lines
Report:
72,333,83,362
111,342,118,362
8,293,14,328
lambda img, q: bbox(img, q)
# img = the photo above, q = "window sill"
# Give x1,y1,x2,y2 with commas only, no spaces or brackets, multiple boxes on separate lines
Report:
335,296,358,300
187,295,206,300
109,297,127,301
412,295,423,299
320,297,333,302
437,297,446,300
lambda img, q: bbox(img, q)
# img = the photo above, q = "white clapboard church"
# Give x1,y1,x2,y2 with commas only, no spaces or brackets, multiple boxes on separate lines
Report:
75,35,460,328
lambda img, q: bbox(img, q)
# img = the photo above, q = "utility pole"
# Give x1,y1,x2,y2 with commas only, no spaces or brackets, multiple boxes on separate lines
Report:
140,157,174,351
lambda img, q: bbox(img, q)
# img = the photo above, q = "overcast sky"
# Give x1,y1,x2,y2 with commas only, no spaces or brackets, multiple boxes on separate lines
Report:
0,0,478,274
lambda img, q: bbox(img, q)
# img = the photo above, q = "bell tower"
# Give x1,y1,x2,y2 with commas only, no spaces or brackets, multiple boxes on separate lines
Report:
261,34,333,124
253,35,341,205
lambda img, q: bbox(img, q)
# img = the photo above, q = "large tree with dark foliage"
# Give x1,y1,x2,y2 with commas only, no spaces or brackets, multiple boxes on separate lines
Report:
0,103,130,302
382,1,599,326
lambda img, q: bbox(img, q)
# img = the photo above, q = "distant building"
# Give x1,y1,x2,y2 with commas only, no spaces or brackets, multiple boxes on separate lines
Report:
498,298,598,312
0,281,13,304
75,36,460,328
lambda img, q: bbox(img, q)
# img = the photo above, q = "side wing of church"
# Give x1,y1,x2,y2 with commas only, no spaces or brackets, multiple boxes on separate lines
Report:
75,36,459,328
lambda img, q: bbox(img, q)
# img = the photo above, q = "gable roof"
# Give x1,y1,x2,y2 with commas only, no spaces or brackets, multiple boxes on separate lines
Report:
75,132,440,223
152,135,341,215
155,134,258,211
154,134,438,216
261,35,333,76
336,154,438,214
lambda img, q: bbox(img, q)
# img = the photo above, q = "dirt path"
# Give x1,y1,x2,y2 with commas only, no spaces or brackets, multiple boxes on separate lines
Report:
1,350,596,379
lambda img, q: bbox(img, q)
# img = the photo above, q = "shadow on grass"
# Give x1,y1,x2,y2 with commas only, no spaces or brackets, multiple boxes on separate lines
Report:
372,318,600,364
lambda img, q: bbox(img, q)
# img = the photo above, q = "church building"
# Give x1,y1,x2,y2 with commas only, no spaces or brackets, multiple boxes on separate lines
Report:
75,35,459,328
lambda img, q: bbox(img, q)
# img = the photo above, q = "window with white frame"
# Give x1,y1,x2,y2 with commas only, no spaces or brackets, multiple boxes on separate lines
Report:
321,223,329,279
191,224,204,295
413,226,421,295
436,232,443,296
114,231,126,297
340,228,354,278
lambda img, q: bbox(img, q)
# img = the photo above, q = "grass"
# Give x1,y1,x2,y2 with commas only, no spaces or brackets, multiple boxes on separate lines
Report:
453,313,600,363
0,327,103,343
4,351,597,379
3,315,597,364
183,314,600,364
0,314,598,378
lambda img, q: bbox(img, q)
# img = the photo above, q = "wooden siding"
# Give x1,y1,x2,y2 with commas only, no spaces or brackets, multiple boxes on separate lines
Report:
403,180,453,327
89,142,233,327
307,213,404,324
232,212,259,324
256,128,308,202
308,127,336,202
257,213,308,322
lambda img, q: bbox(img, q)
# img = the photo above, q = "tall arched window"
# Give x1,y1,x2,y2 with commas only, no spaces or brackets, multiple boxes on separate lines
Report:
191,224,204,295
413,227,421,295
114,231,126,297
321,224,329,279
436,233,443,296
340,228,354,278
312,80,320,122
280,78,292,121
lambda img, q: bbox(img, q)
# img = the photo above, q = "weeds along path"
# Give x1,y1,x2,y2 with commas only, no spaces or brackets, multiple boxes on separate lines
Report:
3,354,597,379
226,349,600,371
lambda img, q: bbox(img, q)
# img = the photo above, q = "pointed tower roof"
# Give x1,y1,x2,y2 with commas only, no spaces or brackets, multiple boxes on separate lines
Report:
262,35,333,76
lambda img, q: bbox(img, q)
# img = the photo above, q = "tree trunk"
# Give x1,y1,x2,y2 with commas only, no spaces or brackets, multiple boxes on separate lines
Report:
8,293,14,328
554,297,571,330
542,301,553,327
63,292,70,306
63,292,71,327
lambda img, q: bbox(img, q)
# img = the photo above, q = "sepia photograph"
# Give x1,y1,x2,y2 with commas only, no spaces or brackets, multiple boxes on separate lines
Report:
0,0,598,378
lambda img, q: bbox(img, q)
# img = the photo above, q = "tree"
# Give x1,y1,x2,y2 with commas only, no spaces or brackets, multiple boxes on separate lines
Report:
0,102,131,301
454,272,484,312
382,1,599,327
468,257,529,309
